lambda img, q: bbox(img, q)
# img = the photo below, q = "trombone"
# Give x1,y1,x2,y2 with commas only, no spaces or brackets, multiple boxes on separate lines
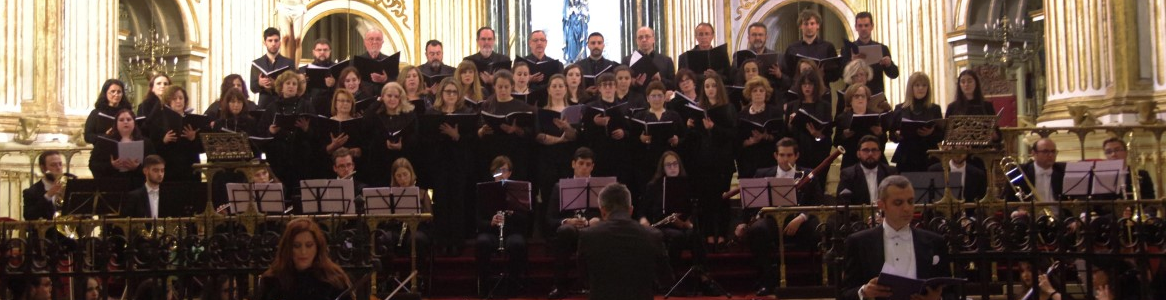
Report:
1001,156,1055,219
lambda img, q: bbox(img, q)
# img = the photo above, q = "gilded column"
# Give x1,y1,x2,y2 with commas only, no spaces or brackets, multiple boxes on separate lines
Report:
23,0,65,120
61,0,120,119
419,0,488,63
1039,0,1113,124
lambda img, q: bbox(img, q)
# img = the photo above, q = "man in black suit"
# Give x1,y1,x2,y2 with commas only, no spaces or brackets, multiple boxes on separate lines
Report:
545,148,601,299
735,138,824,296
1101,137,1155,199
677,23,731,81
23,151,74,221
622,27,676,92
357,28,394,91
464,27,513,90
576,32,619,93
125,155,166,218
927,153,987,202
329,147,368,212
1009,138,1066,219
579,183,672,300
521,30,564,91
251,27,296,108
840,175,951,300
837,135,899,205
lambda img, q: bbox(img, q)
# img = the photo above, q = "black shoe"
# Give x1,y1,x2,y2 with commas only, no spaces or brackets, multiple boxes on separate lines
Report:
547,288,567,299
755,286,773,296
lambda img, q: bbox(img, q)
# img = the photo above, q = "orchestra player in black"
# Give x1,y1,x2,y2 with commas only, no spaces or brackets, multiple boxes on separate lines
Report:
736,138,823,296
890,72,944,172
638,151,722,295
251,28,295,108
474,157,531,298
737,77,784,180
147,85,203,183
545,148,599,299
24,151,75,221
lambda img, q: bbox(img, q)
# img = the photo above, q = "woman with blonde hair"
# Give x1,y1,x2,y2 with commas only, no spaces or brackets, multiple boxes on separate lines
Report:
890,72,944,172
362,82,418,186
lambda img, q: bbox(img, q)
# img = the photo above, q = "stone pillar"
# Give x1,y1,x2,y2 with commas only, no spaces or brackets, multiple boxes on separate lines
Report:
61,0,120,118
23,0,65,120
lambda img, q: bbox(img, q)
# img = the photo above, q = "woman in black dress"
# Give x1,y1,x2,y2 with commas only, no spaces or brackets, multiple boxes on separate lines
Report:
89,108,155,187
631,81,685,195
259,71,317,200
563,64,591,105
737,76,784,179
691,74,737,249
137,73,171,121
205,74,258,120
456,61,487,106
422,78,477,254
84,79,134,143
833,84,887,168
785,71,833,190
363,82,419,187
534,74,580,235
890,72,944,172
476,70,536,181
947,69,996,116
258,218,352,300
147,85,203,182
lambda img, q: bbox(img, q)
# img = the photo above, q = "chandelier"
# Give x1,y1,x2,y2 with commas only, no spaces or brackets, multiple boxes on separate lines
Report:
982,15,1041,69
126,27,177,78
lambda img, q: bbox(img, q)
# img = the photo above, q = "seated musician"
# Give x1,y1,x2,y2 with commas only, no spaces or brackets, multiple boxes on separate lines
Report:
836,135,899,205
1010,138,1065,218
927,153,987,202
474,156,530,298
1100,137,1155,200
258,218,353,300
329,147,367,200
637,151,723,296
734,137,824,296
23,151,76,221
377,158,434,275
546,147,601,299
840,175,951,300
124,155,168,218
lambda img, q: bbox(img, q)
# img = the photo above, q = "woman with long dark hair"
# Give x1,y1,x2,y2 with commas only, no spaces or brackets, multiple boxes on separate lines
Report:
84,79,134,143
690,74,737,250
137,73,171,120
258,218,352,300
205,74,257,120
947,69,995,116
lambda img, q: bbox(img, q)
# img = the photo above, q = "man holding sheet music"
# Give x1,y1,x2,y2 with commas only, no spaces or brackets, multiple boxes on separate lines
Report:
841,175,954,300
545,148,605,299
783,10,842,84
421,40,457,93
622,27,676,92
576,32,619,91
733,22,783,90
842,12,899,96
734,138,823,296
519,30,564,91
251,27,296,108
464,27,513,89
300,38,338,107
678,23,731,81
357,29,393,91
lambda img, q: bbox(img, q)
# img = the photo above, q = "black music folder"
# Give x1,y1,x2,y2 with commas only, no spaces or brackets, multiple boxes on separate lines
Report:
352,52,402,82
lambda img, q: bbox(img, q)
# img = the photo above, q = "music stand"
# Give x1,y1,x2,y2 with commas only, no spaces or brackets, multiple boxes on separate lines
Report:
476,180,533,213
738,177,798,209
558,177,616,215
902,172,959,203
662,177,693,215
63,178,129,217
363,187,424,214
225,182,285,214
1090,160,1125,196
1062,161,1095,198
299,179,356,214
159,182,208,217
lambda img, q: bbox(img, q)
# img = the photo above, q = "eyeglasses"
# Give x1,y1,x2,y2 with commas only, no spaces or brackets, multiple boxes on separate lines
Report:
1103,148,1126,155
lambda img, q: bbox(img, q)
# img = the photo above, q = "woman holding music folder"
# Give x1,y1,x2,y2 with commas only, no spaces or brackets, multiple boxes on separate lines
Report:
205,74,258,121
398,65,432,119
890,72,944,172
690,73,738,250
90,108,155,188
833,84,887,168
534,75,580,225
211,88,261,158
363,82,419,187
582,73,634,192
330,66,377,116
456,61,487,108
785,71,833,189
477,70,536,181
148,85,205,182
84,79,134,144
259,71,316,197
737,76,784,179
137,73,171,125
422,77,478,254
631,81,685,195
563,64,591,104
303,89,366,184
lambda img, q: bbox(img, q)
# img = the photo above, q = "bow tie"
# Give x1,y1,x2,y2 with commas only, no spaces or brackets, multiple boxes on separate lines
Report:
887,229,911,241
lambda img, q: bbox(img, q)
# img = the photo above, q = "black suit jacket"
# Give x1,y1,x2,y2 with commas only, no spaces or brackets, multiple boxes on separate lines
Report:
124,186,151,218
840,226,951,300
621,50,676,91
579,212,672,300
927,163,987,202
837,164,899,205
1016,162,1065,201
23,181,54,220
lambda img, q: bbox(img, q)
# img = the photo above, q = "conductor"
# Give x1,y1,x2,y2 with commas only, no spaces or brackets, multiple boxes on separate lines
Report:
578,183,672,300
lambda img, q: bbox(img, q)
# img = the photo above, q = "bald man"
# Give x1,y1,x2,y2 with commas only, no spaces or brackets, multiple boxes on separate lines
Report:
621,27,676,92
521,30,564,92
357,29,391,91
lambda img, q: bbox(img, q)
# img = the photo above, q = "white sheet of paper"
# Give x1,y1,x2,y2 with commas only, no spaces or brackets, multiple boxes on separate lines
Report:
858,45,883,65
118,140,145,162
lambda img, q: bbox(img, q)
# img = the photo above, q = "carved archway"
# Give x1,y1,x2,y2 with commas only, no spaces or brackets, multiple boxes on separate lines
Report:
301,1,413,65
733,0,855,52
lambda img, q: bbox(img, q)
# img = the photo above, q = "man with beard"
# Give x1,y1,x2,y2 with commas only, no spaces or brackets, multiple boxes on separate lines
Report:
251,27,296,108
836,135,898,205
300,38,337,112
420,40,457,94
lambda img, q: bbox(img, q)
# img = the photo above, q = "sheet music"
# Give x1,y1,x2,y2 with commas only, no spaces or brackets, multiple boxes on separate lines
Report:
1062,161,1094,196
629,50,644,66
1091,159,1126,195
363,187,424,214
118,140,145,162
299,179,356,214
226,183,285,214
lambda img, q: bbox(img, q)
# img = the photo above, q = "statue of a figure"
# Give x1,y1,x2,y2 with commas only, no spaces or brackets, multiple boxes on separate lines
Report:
562,0,589,63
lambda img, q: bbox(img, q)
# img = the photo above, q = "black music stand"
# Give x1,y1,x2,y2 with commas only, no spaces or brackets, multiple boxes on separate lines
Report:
661,177,694,215
738,177,798,209
1062,161,1094,199
159,182,208,217
558,177,616,216
363,187,424,214
902,172,957,204
1090,160,1124,197
225,182,285,214
63,178,129,217
474,179,532,299
299,179,356,214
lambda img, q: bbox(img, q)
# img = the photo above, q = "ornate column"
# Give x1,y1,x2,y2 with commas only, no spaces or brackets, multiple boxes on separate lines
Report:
22,0,65,121
1038,0,1118,125
61,0,120,119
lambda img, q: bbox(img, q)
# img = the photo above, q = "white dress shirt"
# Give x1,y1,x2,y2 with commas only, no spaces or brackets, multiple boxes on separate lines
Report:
1033,164,1053,202
881,221,917,279
862,166,879,204
949,161,967,195
146,183,160,218
775,166,796,179
41,178,58,204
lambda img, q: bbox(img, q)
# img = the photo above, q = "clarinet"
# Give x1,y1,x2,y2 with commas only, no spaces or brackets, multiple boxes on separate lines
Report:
652,213,681,227
495,211,508,251
397,222,409,247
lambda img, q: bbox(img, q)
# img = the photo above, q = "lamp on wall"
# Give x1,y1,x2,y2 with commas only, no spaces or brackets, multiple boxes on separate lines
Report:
982,15,1040,70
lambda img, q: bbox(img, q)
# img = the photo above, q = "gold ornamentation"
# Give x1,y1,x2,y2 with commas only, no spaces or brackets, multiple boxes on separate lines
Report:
14,117,39,145
735,0,762,20
1066,105,1100,126
942,116,999,148
373,0,410,29
975,65,1015,96
1136,100,1159,125
200,133,255,162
